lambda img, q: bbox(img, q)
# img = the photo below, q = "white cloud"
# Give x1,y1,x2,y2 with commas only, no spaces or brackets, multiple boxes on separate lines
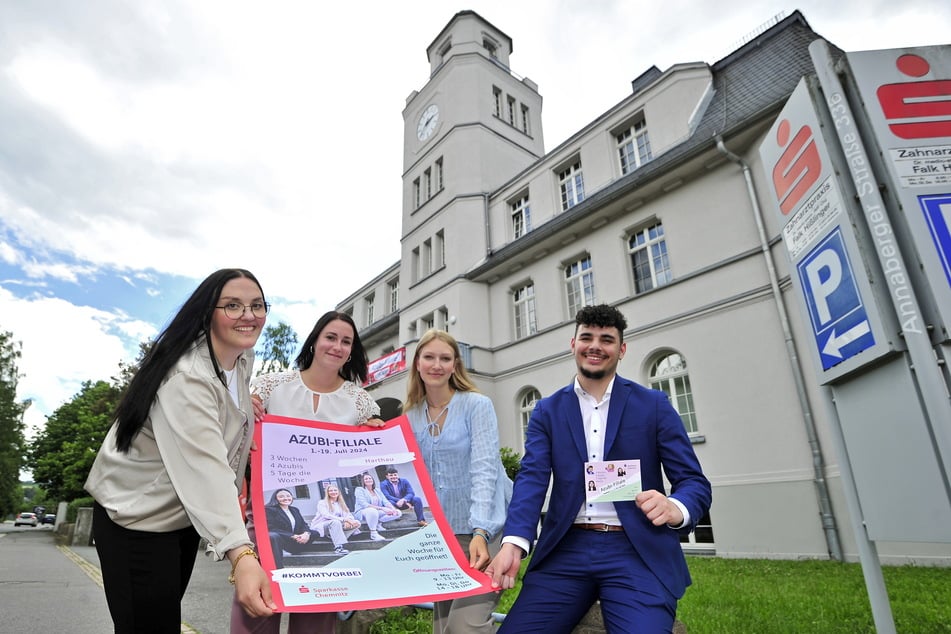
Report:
0,286,154,439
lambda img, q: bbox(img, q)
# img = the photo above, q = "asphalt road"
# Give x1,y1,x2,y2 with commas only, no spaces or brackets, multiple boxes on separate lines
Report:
0,522,246,633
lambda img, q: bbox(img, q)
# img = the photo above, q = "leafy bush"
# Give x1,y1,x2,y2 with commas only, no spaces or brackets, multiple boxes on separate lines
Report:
499,447,521,480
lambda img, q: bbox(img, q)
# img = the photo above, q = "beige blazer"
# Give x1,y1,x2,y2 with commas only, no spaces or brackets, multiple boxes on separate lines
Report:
85,340,255,560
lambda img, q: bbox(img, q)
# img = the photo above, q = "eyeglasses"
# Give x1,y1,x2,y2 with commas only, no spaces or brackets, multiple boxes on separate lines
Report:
216,302,270,320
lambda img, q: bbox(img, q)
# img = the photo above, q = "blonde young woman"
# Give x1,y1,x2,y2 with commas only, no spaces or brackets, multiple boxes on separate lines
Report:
311,483,362,553
230,310,382,634
403,329,512,633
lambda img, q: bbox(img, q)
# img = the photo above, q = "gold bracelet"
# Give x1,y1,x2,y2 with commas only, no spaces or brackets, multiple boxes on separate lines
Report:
228,547,259,585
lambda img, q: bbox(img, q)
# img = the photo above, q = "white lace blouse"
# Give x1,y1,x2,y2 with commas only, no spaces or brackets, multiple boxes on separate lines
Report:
250,369,380,425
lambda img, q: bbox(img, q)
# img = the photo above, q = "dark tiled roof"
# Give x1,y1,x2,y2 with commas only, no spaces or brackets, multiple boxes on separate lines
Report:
697,10,836,139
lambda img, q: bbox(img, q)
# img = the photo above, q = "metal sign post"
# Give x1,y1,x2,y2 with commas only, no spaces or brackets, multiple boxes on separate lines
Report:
759,40,951,634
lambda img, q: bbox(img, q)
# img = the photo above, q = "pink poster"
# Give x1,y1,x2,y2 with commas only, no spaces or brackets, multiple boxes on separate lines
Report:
250,414,493,612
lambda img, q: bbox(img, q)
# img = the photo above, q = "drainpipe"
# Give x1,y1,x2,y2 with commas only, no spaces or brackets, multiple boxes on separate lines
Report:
716,135,843,561
482,192,492,258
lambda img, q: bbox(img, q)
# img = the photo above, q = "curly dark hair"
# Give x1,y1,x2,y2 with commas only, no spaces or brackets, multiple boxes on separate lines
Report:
574,304,628,340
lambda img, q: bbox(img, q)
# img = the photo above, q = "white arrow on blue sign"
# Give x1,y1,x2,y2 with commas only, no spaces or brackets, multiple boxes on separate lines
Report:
797,227,876,370
920,194,951,288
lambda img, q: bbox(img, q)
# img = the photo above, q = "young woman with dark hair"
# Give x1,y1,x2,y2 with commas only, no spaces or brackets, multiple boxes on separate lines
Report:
263,488,312,570
231,309,383,634
293,310,371,385
85,268,276,632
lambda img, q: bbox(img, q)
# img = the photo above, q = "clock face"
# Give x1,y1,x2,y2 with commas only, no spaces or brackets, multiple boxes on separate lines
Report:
417,104,439,141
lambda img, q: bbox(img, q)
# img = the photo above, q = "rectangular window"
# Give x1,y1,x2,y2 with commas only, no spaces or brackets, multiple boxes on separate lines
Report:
559,161,585,211
435,157,444,192
413,178,421,209
435,230,445,269
493,86,502,118
457,340,472,369
629,222,672,294
513,283,537,339
617,119,653,175
422,238,432,277
424,168,432,200
520,104,530,134
411,247,420,283
483,37,498,59
388,279,399,313
507,96,516,125
565,255,595,318
511,194,531,239
365,294,375,325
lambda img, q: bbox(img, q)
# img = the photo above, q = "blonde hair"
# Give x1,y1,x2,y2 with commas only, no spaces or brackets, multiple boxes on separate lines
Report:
323,484,351,514
404,329,479,411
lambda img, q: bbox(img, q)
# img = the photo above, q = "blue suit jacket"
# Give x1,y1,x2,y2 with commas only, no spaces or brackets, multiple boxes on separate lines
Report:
503,375,712,599
380,477,416,505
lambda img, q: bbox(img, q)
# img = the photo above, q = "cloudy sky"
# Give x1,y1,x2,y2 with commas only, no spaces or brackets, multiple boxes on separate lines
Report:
2,0,948,463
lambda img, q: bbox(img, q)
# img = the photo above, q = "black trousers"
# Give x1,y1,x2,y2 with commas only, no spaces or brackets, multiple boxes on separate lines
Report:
93,502,201,633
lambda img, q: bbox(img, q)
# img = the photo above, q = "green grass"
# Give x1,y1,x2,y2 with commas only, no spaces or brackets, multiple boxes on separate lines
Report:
678,557,951,634
368,557,951,633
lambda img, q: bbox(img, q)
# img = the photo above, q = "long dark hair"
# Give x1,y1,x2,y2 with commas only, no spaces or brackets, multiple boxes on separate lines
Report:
294,311,369,384
112,268,265,452
267,488,293,507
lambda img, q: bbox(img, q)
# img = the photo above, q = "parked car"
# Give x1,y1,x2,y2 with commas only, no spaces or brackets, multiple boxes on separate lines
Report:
14,512,38,527
41,514,56,525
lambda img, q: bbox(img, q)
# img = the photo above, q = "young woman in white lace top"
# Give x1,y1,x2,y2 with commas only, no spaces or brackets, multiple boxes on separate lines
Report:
230,310,383,634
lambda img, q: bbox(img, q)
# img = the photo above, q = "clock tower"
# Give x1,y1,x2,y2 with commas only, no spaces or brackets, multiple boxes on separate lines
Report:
399,11,545,343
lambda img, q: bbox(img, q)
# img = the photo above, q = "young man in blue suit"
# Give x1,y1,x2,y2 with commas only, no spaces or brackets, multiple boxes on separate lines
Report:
381,466,429,526
487,304,711,633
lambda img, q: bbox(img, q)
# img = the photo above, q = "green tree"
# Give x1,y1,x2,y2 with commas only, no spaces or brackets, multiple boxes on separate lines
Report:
0,330,28,518
256,321,298,376
28,380,120,503
112,340,153,393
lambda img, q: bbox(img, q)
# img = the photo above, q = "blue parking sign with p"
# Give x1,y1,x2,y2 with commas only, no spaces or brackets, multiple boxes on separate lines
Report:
797,227,875,370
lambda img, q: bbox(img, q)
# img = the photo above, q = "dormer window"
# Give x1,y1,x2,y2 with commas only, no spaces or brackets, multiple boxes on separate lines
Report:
617,118,653,175
438,38,451,59
482,36,499,59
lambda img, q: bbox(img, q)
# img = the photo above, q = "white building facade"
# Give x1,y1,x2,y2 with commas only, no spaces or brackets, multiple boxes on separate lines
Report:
336,10,951,564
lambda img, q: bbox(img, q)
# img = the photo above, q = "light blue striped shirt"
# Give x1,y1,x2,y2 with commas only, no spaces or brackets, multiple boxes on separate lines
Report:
406,391,508,538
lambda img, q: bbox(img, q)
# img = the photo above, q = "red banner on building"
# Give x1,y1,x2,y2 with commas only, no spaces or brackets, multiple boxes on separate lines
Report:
364,347,406,386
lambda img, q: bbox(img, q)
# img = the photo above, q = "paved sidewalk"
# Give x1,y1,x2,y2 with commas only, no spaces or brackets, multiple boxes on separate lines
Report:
69,539,238,633
0,527,114,632
1,525,241,634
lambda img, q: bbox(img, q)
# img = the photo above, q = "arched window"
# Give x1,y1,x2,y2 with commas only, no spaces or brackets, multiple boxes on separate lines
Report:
649,352,697,435
518,388,541,448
